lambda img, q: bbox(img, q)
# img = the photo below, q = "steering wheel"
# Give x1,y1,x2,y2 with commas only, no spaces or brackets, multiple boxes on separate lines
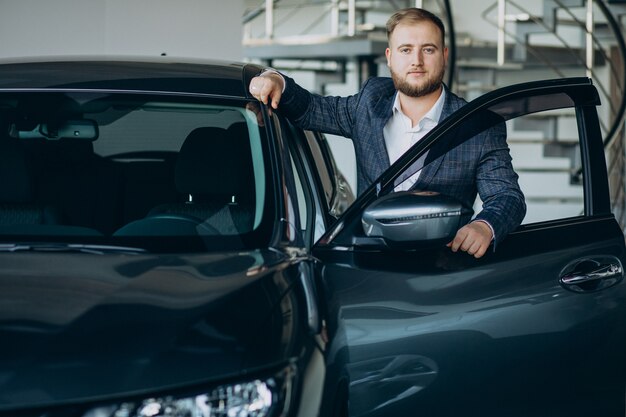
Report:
113,213,220,236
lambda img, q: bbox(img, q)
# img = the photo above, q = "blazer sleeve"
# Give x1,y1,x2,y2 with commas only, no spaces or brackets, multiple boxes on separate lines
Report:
472,122,527,246
279,74,364,139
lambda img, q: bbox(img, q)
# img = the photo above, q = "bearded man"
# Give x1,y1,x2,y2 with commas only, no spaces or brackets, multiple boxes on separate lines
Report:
248,7,526,258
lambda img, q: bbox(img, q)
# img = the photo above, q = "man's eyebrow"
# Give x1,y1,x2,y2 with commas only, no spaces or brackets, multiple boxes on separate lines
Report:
396,42,439,49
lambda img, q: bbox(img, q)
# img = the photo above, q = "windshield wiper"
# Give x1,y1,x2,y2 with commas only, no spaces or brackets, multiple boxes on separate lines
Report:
0,243,147,255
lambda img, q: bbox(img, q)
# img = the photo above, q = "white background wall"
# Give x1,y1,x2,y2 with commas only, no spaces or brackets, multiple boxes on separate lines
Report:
0,1,508,69
0,0,245,60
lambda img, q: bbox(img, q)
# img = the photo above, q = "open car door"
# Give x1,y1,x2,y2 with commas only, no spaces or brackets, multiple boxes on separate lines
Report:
314,78,626,417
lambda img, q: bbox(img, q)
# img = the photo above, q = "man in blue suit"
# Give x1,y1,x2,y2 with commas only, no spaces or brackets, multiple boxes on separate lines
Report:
249,7,526,258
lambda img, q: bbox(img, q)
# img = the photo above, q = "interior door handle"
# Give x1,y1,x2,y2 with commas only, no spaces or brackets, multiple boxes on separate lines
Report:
559,258,623,293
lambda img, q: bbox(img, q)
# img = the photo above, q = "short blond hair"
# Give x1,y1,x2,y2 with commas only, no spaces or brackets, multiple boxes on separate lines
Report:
386,8,446,46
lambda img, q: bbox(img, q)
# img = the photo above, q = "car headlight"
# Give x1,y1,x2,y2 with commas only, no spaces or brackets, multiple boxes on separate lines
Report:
83,365,295,417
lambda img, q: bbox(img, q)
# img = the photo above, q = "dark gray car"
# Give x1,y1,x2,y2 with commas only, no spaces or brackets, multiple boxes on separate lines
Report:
0,58,623,417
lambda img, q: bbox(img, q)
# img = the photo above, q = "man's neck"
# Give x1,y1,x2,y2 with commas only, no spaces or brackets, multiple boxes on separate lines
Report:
398,85,443,127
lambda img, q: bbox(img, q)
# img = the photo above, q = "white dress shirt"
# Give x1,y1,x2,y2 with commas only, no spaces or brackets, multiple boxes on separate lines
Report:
383,88,446,191
382,88,495,239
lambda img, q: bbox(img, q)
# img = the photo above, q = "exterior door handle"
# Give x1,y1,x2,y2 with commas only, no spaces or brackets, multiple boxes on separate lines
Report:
559,258,623,293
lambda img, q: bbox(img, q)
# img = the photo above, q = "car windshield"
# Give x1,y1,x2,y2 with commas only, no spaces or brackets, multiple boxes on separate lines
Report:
0,92,274,253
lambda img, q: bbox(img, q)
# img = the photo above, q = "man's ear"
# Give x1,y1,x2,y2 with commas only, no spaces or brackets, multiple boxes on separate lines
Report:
385,47,391,67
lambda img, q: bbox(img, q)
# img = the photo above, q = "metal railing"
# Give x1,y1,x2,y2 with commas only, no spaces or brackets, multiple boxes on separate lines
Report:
242,0,457,88
482,0,626,227
486,0,625,147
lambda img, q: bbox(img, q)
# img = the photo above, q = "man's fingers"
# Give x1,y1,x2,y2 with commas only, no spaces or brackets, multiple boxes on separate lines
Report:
270,91,282,109
447,223,491,258
448,229,468,253
467,240,486,258
473,244,488,259
260,83,278,107
249,74,284,109
251,81,269,105
248,78,267,104
248,81,260,98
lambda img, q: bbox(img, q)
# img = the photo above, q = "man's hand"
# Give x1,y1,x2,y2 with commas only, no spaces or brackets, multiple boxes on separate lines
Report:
447,221,493,259
248,71,285,109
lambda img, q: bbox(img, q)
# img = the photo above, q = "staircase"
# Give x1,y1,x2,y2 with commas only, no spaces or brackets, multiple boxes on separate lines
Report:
242,0,626,228
474,0,626,226
242,1,454,90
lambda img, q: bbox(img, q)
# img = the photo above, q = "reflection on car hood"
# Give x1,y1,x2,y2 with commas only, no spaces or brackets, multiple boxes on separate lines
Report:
0,248,296,410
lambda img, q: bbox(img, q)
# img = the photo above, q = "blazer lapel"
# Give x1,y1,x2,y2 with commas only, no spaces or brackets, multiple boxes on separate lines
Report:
414,86,464,189
365,92,395,180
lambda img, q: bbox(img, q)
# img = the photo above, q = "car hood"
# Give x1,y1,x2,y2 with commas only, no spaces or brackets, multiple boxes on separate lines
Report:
0,248,299,410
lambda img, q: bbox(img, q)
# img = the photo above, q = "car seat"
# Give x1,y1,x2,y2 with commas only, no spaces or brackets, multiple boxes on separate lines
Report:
22,137,123,234
0,138,61,226
114,125,256,236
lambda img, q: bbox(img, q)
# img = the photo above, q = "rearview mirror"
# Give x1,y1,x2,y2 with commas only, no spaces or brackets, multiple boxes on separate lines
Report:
361,191,473,243
10,120,99,141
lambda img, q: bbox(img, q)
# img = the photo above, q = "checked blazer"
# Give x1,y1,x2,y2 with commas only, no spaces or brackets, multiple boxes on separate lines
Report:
279,75,526,244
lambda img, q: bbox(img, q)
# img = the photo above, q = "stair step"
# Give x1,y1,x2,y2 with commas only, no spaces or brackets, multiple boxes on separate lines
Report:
243,34,387,60
544,0,586,29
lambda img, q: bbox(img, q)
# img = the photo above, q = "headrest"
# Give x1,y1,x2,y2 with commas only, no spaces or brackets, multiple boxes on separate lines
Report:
0,139,33,203
175,126,254,198
227,122,248,142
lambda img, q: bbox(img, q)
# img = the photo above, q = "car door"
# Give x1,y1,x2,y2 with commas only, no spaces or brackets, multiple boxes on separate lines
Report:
313,78,626,417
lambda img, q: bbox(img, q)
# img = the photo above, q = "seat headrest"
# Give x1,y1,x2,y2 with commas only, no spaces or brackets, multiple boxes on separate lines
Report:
175,126,254,199
0,139,33,203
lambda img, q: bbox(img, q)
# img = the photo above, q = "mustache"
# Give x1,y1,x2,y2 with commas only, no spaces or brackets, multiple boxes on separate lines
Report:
389,67,444,98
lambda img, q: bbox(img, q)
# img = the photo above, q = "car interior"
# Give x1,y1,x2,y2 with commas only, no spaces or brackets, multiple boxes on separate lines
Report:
0,92,271,251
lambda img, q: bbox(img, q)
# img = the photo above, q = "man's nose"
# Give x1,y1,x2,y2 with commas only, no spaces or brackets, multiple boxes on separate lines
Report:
411,50,423,66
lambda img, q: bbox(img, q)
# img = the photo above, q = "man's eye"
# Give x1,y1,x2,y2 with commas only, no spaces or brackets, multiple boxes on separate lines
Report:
400,48,411,54
423,48,435,54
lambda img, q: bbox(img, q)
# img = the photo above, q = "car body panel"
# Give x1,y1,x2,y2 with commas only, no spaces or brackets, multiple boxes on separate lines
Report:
0,57,264,98
0,248,312,411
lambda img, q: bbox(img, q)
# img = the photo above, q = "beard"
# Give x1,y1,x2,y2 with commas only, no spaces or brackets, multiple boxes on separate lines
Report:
390,66,444,98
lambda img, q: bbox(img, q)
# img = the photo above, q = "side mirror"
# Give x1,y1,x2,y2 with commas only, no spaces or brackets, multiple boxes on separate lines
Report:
361,191,473,244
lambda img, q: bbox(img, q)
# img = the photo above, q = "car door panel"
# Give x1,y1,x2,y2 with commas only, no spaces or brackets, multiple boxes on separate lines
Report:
313,78,626,416
316,214,626,416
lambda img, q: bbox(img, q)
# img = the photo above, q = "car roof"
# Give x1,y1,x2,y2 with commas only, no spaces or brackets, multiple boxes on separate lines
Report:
0,56,265,97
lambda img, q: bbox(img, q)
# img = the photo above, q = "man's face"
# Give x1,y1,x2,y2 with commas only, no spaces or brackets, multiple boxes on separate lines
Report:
385,21,448,98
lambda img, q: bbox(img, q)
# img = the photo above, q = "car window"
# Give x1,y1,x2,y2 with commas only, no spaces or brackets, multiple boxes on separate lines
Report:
303,131,356,218
390,92,586,225
506,107,583,223
283,124,326,244
0,92,275,252
289,152,309,233
303,131,334,205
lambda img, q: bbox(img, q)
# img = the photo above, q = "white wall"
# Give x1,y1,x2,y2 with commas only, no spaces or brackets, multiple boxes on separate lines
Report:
0,0,245,60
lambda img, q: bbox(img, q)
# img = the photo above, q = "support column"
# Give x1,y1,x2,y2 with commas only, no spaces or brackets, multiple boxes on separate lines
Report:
357,57,378,87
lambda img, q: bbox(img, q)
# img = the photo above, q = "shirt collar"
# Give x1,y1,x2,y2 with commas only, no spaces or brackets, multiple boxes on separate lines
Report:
392,85,447,124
